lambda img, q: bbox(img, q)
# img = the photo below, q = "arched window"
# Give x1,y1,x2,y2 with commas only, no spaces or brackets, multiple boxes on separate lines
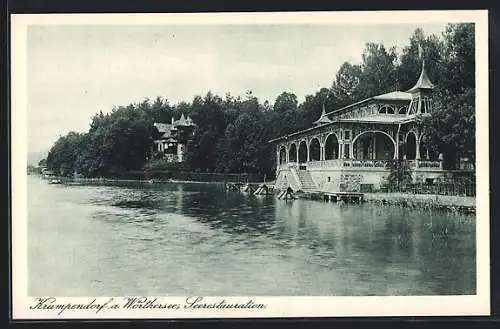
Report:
279,146,287,164
378,105,395,114
324,133,339,160
288,143,297,162
398,106,408,114
309,138,321,161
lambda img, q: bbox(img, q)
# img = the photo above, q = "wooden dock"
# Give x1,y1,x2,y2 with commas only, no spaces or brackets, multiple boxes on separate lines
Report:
225,183,363,203
225,182,275,195
322,191,364,203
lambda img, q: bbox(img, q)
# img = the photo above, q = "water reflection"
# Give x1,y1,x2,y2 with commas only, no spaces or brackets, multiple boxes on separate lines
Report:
28,177,476,296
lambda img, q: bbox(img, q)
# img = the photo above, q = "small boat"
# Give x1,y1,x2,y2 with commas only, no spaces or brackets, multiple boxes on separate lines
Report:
48,179,62,184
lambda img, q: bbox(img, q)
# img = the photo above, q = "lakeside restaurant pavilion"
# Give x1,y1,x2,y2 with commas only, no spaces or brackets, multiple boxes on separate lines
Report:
269,60,446,193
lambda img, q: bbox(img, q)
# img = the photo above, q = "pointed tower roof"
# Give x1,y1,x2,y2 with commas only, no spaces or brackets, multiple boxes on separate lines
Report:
313,104,333,126
186,115,196,126
175,113,188,126
407,60,435,93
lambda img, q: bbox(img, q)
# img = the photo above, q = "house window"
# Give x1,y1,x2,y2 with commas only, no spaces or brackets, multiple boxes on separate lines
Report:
398,106,408,114
328,176,331,182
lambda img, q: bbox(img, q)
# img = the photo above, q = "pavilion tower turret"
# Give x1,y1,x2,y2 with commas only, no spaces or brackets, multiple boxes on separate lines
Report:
312,103,333,126
407,59,435,115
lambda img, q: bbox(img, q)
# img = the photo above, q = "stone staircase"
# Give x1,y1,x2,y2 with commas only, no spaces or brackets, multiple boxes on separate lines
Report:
295,169,317,192
275,168,301,191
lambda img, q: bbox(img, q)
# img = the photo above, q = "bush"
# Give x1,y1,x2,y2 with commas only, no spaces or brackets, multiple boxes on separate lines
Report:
143,159,185,179
386,159,413,191
143,158,183,172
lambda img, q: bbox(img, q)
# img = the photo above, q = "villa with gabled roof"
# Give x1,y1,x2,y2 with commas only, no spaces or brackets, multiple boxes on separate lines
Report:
153,113,196,163
269,60,446,193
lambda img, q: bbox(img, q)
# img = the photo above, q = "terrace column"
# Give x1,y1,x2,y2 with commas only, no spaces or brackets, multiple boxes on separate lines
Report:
320,143,325,161
296,144,299,164
395,132,399,159
372,135,377,160
286,145,290,163
415,140,421,160
276,146,280,170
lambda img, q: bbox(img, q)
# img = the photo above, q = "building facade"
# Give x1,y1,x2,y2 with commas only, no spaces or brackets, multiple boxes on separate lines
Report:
270,61,446,193
153,114,196,163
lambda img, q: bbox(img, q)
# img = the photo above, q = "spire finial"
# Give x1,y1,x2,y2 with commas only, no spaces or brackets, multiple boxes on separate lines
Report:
313,103,333,126
418,44,426,69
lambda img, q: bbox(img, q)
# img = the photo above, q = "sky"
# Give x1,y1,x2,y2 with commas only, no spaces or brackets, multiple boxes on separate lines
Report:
26,22,449,153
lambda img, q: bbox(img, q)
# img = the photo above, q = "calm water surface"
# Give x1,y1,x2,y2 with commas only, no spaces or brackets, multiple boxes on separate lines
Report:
28,175,476,296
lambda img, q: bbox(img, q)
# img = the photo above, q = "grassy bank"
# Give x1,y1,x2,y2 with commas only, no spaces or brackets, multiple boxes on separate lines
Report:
38,174,274,186
363,192,475,213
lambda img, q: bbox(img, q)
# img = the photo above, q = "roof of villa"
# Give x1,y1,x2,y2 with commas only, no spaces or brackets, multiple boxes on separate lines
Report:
153,122,173,134
153,122,177,140
173,113,196,127
153,113,196,140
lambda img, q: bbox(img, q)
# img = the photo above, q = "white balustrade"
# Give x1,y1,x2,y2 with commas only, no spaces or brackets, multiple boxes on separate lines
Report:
418,160,441,168
278,159,440,171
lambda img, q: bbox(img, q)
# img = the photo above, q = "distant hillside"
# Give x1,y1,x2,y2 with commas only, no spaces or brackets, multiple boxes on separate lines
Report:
27,150,48,166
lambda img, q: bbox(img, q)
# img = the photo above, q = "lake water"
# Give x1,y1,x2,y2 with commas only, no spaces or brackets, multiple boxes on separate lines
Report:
27,175,476,296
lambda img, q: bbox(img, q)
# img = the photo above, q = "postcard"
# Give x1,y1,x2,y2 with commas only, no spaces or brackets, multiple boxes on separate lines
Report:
11,10,490,319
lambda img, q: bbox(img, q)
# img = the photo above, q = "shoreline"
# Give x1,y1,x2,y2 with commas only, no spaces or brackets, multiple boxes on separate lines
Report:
362,192,475,213
35,175,475,211
36,174,273,186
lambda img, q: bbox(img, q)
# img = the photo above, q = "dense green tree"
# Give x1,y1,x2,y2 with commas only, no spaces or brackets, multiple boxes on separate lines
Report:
38,158,47,167
332,62,363,106
357,42,399,99
216,112,269,174
273,92,298,113
418,23,475,169
386,159,413,190
419,86,475,169
46,132,86,176
439,23,475,93
296,88,340,132
396,29,443,91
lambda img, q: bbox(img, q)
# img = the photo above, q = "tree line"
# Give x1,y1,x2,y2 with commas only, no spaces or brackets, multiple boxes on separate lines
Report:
44,23,475,179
